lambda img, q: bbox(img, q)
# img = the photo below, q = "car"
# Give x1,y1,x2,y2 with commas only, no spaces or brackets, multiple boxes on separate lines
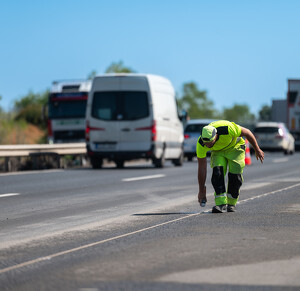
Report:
253,122,295,155
183,119,216,161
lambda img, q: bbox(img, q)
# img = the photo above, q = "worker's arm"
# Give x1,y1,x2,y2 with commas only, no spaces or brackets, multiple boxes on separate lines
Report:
240,127,264,163
197,157,207,203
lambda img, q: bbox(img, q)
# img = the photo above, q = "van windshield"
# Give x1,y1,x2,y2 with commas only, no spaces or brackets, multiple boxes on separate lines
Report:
92,91,149,121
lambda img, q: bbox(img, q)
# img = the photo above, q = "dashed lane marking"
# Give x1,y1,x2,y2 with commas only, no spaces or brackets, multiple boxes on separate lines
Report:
0,193,20,198
122,174,165,182
1,183,300,275
273,158,289,163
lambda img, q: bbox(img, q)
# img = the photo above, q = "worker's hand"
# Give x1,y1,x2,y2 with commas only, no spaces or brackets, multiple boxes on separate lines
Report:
198,186,207,207
255,148,264,164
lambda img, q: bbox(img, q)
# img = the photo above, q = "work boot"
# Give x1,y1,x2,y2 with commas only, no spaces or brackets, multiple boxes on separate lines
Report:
227,205,236,212
212,204,227,213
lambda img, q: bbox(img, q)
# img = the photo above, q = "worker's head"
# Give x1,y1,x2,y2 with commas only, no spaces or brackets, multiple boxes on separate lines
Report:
201,125,217,147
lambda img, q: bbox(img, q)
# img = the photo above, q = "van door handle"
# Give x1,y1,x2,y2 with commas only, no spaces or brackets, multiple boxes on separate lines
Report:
121,128,131,132
163,117,170,121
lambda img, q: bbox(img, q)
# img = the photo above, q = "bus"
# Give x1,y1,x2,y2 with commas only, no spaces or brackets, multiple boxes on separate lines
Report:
47,80,91,143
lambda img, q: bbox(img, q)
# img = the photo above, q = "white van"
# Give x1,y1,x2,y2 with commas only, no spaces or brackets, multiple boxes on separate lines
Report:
85,74,184,168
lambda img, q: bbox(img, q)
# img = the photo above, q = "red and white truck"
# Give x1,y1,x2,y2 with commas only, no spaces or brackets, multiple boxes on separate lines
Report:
287,79,300,149
47,80,91,143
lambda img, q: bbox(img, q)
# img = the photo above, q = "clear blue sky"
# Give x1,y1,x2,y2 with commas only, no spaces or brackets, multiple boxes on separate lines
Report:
1,0,300,116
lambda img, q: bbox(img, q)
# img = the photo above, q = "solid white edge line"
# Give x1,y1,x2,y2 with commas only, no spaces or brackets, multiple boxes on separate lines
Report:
0,169,64,177
122,174,166,182
0,193,20,198
237,183,300,204
0,212,199,274
1,182,300,275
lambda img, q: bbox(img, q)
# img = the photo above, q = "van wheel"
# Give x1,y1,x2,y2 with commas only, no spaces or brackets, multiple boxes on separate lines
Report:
90,157,103,169
172,150,184,167
153,150,165,168
115,159,125,168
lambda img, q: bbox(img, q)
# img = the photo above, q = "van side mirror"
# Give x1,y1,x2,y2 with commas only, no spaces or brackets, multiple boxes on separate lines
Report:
179,110,188,122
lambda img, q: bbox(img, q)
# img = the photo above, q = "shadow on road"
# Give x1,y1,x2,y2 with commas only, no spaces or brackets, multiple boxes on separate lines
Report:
132,212,199,216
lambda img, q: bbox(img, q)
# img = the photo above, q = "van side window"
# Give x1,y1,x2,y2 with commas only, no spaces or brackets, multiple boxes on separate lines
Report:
92,91,149,121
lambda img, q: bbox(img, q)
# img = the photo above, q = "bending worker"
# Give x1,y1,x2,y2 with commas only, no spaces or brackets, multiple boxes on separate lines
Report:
197,120,264,213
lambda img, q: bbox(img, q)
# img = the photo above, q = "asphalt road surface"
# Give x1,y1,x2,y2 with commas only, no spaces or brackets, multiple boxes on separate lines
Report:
0,152,300,290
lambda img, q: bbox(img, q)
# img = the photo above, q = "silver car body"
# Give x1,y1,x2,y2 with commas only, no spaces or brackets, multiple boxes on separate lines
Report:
183,119,216,160
254,122,295,154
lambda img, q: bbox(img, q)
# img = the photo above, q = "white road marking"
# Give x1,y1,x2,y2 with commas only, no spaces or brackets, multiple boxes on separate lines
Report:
0,212,199,274
1,182,300,275
0,193,20,198
0,169,64,177
273,158,289,163
237,183,300,204
122,174,165,182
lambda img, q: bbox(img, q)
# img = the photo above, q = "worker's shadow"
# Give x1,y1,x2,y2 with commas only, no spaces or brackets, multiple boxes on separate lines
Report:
133,211,200,216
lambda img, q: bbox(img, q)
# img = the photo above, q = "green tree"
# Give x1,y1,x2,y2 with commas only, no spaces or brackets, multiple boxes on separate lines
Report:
177,82,216,119
14,90,48,110
0,95,3,115
105,61,136,73
258,104,271,121
222,103,255,123
87,70,97,80
14,90,49,128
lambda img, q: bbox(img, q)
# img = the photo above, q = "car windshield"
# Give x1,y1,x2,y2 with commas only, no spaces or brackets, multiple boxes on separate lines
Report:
92,91,149,121
254,127,279,134
185,124,206,133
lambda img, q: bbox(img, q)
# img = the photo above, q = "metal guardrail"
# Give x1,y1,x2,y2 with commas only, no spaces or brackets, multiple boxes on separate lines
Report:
0,143,87,172
0,143,87,157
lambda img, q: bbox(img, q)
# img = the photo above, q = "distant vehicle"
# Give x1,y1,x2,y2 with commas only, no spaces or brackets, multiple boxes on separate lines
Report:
253,122,295,155
183,119,216,161
47,80,91,143
85,74,184,168
287,79,300,150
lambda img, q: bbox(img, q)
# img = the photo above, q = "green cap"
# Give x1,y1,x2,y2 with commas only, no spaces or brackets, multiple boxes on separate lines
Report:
201,125,217,142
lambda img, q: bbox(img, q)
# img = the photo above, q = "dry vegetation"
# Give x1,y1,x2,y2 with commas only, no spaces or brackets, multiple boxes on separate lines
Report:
0,121,46,145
